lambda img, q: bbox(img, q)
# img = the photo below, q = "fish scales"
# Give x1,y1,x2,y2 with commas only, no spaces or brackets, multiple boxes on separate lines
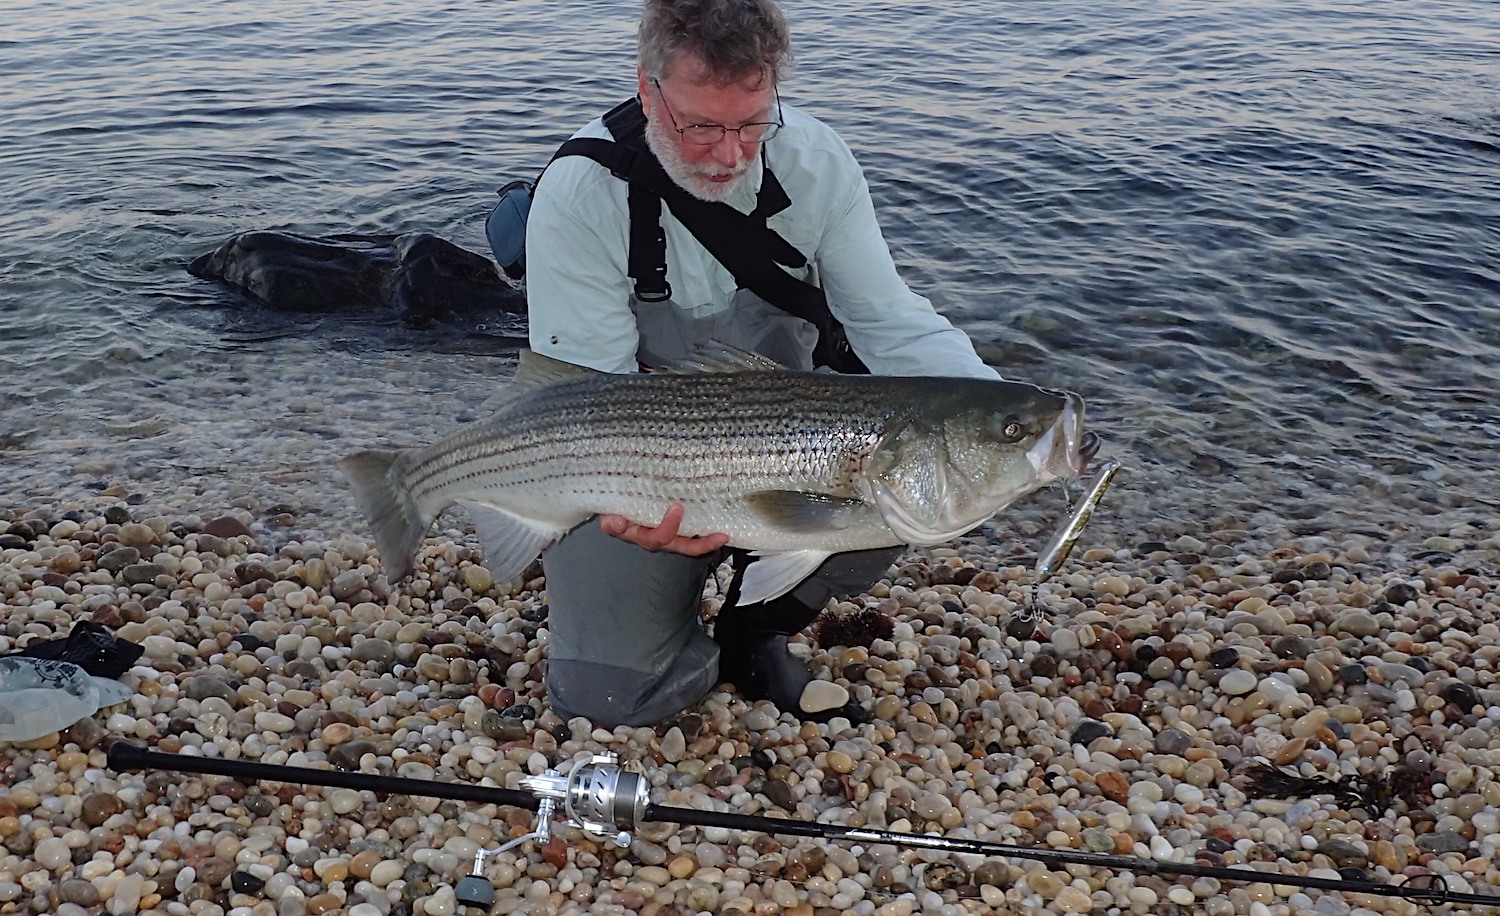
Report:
408,373,894,506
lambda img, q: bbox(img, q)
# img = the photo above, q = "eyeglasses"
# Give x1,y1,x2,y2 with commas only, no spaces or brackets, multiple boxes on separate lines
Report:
651,78,783,144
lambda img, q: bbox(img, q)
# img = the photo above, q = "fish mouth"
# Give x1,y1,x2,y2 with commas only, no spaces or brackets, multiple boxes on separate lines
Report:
1029,391,1093,481
1079,430,1102,468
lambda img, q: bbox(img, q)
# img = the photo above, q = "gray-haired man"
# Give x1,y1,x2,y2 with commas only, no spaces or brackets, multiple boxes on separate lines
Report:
513,0,998,727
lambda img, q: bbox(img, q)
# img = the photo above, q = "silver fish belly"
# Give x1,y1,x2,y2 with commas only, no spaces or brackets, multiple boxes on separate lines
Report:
340,351,1092,604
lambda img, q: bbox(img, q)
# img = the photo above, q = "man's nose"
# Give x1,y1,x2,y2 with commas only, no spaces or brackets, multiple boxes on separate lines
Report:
709,133,744,169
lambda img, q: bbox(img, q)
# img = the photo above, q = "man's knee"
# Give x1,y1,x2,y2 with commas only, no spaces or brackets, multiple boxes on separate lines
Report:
546,628,720,728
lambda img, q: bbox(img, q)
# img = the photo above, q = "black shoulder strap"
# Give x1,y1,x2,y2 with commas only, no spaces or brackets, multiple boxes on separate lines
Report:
550,98,868,373
553,101,672,302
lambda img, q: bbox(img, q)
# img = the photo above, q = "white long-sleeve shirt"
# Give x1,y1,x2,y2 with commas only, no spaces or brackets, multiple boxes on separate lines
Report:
524,101,999,380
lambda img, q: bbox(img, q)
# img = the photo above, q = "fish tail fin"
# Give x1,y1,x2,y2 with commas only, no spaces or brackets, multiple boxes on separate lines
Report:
338,449,431,582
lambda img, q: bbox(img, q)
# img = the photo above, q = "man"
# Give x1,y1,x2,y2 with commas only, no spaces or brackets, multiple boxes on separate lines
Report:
517,0,999,728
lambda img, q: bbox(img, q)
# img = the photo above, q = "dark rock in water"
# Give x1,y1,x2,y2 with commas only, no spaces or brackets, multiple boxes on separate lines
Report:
231,870,266,895
188,230,527,342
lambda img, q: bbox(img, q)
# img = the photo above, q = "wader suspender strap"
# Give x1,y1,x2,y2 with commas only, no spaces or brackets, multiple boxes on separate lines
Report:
549,99,870,374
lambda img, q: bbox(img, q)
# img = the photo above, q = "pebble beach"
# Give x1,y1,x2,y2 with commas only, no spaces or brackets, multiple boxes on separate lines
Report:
2,493,1498,916
4,0,1498,912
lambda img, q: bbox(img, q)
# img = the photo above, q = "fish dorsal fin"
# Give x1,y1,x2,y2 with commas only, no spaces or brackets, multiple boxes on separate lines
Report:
654,341,787,374
481,350,599,412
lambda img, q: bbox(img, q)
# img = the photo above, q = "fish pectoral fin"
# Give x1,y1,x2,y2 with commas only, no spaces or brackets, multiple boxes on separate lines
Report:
736,550,833,606
457,500,565,585
744,490,868,533
480,349,597,412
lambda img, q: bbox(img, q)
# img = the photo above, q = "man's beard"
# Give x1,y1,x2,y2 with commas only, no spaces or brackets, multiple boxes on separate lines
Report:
645,114,755,203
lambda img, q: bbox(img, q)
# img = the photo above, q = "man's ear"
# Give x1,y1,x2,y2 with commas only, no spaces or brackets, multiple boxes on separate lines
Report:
636,67,651,107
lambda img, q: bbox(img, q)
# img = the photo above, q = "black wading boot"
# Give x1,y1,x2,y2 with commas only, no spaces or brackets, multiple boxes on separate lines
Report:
714,593,867,723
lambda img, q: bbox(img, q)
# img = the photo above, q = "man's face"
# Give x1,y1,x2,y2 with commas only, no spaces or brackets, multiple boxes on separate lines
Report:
638,56,777,202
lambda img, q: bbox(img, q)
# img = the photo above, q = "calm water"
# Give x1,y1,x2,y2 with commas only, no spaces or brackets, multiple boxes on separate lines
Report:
2,0,1498,561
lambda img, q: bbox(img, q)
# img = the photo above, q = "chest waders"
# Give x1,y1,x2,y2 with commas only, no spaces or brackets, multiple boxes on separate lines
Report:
496,100,889,720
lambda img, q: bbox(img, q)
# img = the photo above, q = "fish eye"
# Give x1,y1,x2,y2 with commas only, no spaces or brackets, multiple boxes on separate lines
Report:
1001,417,1023,439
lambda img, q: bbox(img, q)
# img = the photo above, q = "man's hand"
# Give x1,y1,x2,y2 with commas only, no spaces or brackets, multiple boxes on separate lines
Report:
599,503,729,556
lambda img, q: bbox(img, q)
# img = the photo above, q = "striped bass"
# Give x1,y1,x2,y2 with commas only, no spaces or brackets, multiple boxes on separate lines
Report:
339,348,1097,605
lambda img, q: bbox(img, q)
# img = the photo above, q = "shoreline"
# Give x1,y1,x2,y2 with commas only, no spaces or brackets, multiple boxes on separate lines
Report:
1,503,1498,916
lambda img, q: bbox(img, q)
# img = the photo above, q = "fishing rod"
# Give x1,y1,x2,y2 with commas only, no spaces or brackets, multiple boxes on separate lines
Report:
107,743,1499,910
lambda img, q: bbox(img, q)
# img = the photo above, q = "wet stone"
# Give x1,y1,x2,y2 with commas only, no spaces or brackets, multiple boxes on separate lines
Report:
59,878,100,906
236,561,275,584
764,778,796,811
1083,827,1117,853
195,532,231,556
1208,647,1240,669
1071,719,1112,745
1315,839,1368,868
1338,665,1368,686
1154,727,1192,756
1219,669,1258,695
81,792,122,826
245,794,276,817
198,857,234,887
1273,635,1316,659
1383,582,1420,605
185,675,237,702
1441,681,1480,710
481,714,528,742
96,546,141,573
352,638,394,664
1333,612,1380,637
1416,832,1470,854
203,516,254,539
121,562,166,584
329,739,377,770
64,715,106,750
232,870,267,895
331,570,367,600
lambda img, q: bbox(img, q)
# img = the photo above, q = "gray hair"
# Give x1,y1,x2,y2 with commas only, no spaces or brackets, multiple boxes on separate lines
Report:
638,0,792,85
